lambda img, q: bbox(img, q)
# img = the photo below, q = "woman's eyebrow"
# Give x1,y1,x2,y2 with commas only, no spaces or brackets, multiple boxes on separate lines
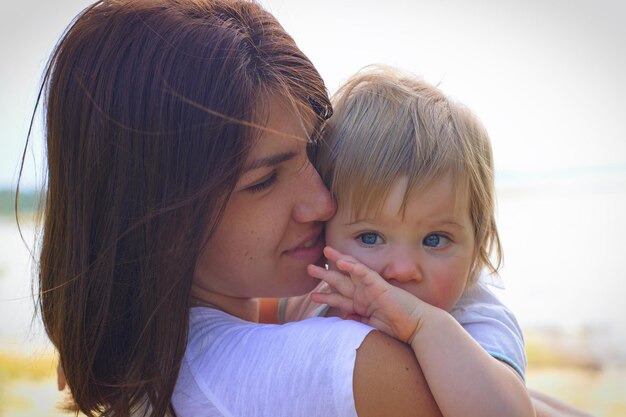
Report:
244,151,297,171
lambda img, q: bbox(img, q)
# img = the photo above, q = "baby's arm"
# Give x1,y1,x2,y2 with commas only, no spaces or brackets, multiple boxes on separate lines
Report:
309,246,533,417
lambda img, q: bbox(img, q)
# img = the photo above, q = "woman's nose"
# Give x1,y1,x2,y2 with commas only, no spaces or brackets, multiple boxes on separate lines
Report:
381,250,422,283
292,161,336,223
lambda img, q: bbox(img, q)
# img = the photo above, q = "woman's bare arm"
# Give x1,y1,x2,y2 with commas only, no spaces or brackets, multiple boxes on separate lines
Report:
354,331,443,417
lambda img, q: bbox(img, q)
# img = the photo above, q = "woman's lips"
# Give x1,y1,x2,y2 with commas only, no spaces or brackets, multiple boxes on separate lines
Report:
284,230,325,261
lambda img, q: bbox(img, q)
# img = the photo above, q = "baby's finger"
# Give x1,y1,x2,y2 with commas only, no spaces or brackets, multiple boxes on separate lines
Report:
323,246,359,265
308,264,355,296
337,259,385,287
334,258,358,275
310,291,355,313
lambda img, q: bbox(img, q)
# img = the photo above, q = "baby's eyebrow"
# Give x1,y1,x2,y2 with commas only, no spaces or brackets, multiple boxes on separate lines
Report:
344,219,467,229
433,221,465,229
344,218,382,226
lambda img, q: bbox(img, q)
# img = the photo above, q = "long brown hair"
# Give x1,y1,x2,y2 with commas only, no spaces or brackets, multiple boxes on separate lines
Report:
18,1,330,415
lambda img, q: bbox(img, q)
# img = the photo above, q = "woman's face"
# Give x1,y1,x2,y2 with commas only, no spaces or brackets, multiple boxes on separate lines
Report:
193,98,335,302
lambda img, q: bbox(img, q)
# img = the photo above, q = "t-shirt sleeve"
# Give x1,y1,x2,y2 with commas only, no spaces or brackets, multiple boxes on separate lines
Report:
451,280,527,380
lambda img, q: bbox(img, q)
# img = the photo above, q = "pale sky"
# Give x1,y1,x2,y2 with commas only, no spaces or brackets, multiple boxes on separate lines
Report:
1,0,625,188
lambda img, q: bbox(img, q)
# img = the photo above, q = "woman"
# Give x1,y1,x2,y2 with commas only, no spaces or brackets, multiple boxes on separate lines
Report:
28,1,441,416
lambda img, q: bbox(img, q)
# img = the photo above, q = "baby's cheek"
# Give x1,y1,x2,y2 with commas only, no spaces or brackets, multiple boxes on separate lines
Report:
348,248,384,275
431,278,465,311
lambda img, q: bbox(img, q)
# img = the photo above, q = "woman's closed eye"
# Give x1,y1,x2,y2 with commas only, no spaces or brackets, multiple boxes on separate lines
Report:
422,233,450,248
357,232,384,246
246,172,278,193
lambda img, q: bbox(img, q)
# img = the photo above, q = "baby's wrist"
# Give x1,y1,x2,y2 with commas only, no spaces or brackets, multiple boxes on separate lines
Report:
406,305,450,347
404,305,423,345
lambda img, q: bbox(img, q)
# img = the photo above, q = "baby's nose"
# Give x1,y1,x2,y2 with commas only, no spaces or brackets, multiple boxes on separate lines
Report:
382,254,422,283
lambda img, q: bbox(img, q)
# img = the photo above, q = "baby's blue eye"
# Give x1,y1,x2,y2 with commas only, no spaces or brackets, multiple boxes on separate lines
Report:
423,234,449,248
358,232,382,246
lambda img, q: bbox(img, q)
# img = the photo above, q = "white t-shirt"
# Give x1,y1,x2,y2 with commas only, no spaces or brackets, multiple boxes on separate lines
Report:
172,307,374,417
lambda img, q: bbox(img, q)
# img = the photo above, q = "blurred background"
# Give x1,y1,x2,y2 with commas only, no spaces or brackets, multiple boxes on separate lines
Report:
1,0,625,415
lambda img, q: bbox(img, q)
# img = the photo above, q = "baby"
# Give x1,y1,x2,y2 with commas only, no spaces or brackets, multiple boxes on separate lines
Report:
280,66,532,417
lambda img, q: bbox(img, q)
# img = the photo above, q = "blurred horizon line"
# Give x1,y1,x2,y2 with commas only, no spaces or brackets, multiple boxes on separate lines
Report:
3,162,626,192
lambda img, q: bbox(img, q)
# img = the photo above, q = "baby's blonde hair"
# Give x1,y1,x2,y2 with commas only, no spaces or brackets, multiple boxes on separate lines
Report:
318,65,502,283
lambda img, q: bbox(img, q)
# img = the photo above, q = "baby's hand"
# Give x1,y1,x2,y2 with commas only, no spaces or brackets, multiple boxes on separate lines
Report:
308,246,434,343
